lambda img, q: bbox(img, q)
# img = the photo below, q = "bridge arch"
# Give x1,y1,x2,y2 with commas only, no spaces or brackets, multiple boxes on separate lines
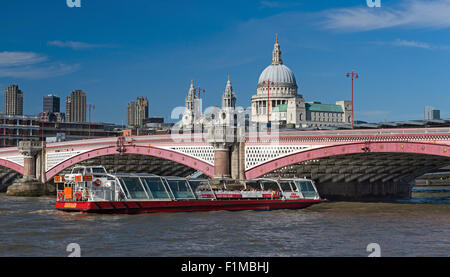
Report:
0,158,24,175
246,141,450,179
45,145,214,180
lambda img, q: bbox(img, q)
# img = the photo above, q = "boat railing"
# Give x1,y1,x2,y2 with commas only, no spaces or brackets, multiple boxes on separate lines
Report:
55,173,121,202
86,186,116,202
56,180,90,202
213,189,282,199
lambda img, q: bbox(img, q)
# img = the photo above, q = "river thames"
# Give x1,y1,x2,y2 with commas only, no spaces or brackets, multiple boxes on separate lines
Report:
0,194,449,257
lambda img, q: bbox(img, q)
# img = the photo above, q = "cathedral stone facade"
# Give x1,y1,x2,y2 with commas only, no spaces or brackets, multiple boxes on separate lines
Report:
251,35,353,128
181,34,353,130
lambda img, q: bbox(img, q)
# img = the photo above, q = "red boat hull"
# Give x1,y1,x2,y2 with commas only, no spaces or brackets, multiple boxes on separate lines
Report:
55,199,326,214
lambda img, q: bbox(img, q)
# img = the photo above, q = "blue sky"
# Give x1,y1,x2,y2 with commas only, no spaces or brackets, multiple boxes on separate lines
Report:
1,0,450,124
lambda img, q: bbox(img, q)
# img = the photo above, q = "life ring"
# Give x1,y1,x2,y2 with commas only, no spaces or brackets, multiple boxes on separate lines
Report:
74,192,82,200
93,179,102,187
57,192,64,200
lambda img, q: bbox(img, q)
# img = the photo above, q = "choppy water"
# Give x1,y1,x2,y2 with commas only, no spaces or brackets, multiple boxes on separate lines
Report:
0,194,449,257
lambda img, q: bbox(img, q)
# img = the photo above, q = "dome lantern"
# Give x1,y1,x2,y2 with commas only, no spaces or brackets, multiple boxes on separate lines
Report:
257,34,298,92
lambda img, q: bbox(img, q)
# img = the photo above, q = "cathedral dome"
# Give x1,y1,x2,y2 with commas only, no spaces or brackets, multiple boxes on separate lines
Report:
257,64,297,88
257,34,298,90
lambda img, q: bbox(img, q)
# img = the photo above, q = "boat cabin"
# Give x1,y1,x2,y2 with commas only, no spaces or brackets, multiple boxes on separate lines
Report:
55,169,320,202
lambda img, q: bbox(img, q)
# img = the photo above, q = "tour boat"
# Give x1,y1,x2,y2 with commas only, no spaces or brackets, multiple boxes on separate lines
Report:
54,166,326,214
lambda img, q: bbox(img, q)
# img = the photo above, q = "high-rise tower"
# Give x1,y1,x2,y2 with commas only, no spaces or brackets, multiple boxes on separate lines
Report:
65,90,86,122
4,85,23,115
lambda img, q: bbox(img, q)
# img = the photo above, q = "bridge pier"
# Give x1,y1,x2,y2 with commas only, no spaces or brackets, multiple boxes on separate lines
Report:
213,145,231,178
6,141,54,196
208,124,245,180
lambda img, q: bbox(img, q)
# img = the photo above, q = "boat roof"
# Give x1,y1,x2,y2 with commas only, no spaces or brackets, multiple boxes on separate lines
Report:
73,165,106,168
113,173,160,178
277,178,313,182
164,176,189,180
250,178,312,182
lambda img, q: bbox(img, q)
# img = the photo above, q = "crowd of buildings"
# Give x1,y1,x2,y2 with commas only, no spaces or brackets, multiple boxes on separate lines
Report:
0,86,171,147
181,35,354,131
1,34,446,148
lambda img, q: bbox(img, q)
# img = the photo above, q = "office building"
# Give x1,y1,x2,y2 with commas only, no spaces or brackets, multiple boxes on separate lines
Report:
43,94,60,113
425,106,440,120
4,85,23,116
65,90,86,122
127,97,149,127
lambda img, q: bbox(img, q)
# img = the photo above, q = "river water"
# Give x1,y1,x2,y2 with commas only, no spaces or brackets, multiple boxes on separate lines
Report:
0,194,449,257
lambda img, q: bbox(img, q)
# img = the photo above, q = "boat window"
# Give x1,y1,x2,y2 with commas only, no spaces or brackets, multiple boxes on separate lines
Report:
261,181,280,191
119,177,148,199
188,180,213,193
141,177,170,199
295,180,317,198
225,183,245,191
295,181,315,192
72,168,84,174
165,179,195,199
279,181,293,192
92,167,107,174
289,181,299,192
245,181,262,191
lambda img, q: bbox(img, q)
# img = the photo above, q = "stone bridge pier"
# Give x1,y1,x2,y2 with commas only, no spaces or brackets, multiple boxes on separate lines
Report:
6,141,53,196
208,124,245,180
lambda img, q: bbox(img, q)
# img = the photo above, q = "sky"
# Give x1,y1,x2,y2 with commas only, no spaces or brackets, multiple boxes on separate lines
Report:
1,0,450,124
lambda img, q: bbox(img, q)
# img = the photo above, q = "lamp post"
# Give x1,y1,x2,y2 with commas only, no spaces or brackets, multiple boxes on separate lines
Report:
194,86,205,121
346,71,358,129
0,111,4,147
88,104,95,138
41,112,45,143
262,80,274,129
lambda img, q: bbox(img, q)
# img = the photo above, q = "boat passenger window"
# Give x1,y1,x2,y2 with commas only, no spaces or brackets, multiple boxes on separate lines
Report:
261,181,280,191
225,183,245,191
279,181,293,192
119,177,148,199
165,179,195,199
141,177,170,199
188,180,213,193
295,181,315,192
295,180,317,198
72,168,84,174
245,182,262,191
289,181,299,192
92,167,107,174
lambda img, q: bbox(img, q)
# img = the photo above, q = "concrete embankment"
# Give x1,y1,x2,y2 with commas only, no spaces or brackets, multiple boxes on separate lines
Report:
6,178,55,197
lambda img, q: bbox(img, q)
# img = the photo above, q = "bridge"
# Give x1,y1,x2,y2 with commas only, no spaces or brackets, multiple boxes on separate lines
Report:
2,126,450,200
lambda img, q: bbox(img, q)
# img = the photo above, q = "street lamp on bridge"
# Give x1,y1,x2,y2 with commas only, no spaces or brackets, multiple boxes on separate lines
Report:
262,80,275,129
88,104,95,138
194,86,206,121
346,71,358,129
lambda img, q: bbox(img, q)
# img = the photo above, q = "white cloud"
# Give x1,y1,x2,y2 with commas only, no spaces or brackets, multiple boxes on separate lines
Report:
47,40,113,50
0,51,80,79
0,63,80,79
321,0,450,32
392,39,431,49
260,1,281,8
259,1,302,9
370,38,450,50
0,51,47,67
